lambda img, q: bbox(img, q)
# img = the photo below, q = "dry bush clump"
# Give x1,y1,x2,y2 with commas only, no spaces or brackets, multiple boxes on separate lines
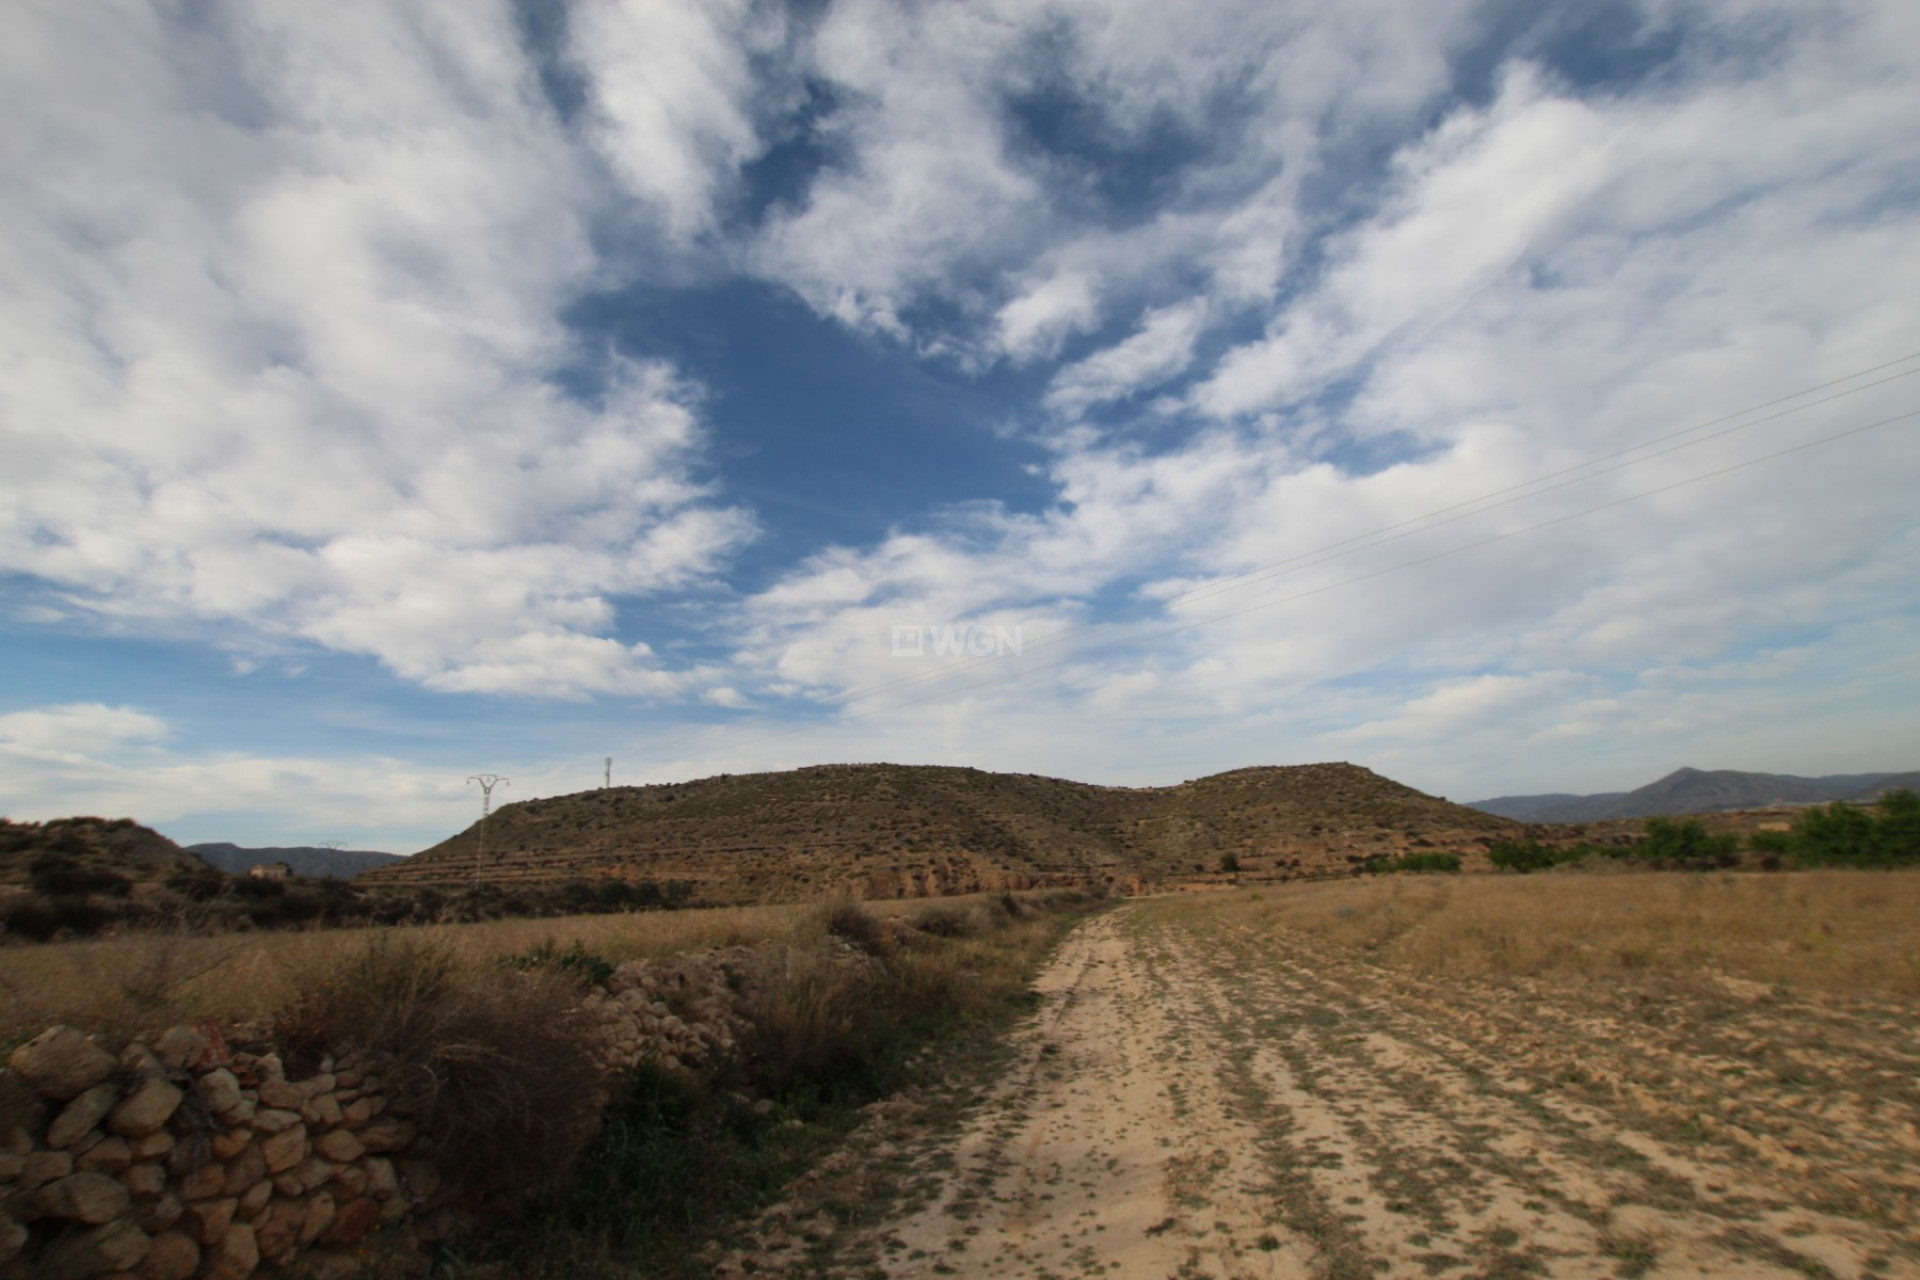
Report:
272,932,611,1191
910,902,981,937
1207,870,1920,999
811,895,890,955
734,946,883,1090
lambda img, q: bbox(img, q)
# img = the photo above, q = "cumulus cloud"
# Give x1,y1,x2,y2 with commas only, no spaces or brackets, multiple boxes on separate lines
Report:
5,0,1919,828
569,0,781,240
0,703,461,846
0,705,169,759
747,0,1471,349
726,0,1920,793
0,2,754,698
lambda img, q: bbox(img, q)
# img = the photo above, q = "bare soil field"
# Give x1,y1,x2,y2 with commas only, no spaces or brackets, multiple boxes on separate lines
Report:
715,874,1920,1279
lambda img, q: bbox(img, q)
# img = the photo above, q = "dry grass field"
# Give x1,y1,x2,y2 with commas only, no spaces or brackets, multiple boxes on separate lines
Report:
720,870,1920,1280
0,894,1010,1050
1217,868,1920,999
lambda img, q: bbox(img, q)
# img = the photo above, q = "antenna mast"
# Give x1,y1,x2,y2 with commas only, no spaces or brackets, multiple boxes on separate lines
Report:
465,774,509,884
604,757,612,790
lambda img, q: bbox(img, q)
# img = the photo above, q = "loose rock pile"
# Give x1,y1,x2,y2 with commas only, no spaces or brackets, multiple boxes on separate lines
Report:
1,940,885,1278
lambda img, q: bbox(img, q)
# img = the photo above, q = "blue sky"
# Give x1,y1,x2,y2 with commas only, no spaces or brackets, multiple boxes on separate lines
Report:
3,0,1918,851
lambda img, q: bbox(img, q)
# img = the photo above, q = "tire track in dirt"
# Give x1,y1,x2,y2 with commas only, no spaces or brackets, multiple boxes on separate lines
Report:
719,901,1920,1279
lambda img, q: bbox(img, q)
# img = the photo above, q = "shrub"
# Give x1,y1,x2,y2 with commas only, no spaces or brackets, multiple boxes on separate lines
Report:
273,932,608,1192
165,865,229,902
1391,852,1462,873
1640,817,1740,864
232,875,286,900
814,896,888,955
1790,789,1920,867
736,950,884,1103
28,855,132,898
503,938,616,988
0,897,62,942
594,879,636,910
1218,853,1241,874
1486,839,1561,873
1,894,118,939
911,904,978,938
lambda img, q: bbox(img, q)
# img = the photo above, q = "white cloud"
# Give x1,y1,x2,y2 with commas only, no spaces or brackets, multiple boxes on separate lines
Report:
0,705,169,759
721,1,1920,796
996,272,1102,363
5,0,1920,825
1045,300,1209,416
748,1,1475,348
0,2,755,696
569,0,780,240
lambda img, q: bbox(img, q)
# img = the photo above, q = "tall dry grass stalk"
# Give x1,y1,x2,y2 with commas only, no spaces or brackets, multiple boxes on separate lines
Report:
1176,870,1920,1000
0,892,1064,1048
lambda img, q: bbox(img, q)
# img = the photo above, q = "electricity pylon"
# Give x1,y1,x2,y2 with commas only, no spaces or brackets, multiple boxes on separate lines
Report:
466,775,509,885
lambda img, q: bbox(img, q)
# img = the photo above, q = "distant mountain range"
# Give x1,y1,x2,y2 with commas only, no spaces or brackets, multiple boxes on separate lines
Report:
186,843,405,880
1467,767,1920,823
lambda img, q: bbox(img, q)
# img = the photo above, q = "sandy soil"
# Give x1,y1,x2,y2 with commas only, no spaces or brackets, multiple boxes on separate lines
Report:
711,902,1920,1279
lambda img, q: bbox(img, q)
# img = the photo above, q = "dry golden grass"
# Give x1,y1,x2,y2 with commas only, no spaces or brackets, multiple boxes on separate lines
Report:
0,894,1031,1049
1190,868,1920,1000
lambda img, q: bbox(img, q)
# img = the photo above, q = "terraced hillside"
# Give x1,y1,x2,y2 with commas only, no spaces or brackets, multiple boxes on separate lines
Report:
360,762,1521,902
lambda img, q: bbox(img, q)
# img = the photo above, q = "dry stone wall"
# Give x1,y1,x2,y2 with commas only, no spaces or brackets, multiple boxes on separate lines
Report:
1,940,880,1279
3,1023,431,1279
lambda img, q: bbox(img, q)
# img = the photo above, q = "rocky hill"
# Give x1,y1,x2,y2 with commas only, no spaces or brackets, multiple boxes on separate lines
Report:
1469,766,1916,822
359,762,1520,902
187,842,404,880
0,816,208,888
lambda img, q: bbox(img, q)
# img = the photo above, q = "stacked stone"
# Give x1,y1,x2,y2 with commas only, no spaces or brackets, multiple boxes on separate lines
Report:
588,947,763,1079
1,941,889,1278
587,942,885,1085
2,1026,439,1279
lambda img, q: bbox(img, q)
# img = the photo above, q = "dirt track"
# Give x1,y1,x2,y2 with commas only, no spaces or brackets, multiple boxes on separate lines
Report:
715,902,1920,1279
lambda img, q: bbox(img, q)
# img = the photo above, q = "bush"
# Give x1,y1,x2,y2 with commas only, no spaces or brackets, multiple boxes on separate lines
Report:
273,932,610,1192
232,875,286,900
503,938,616,988
1640,817,1740,864
1218,853,1241,874
165,865,230,902
0,897,61,942
911,904,978,938
1486,839,1562,873
737,949,887,1103
1,894,117,939
814,897,888,955
28,855,132,898
1390,852,1462,874
1790,789,1920,867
